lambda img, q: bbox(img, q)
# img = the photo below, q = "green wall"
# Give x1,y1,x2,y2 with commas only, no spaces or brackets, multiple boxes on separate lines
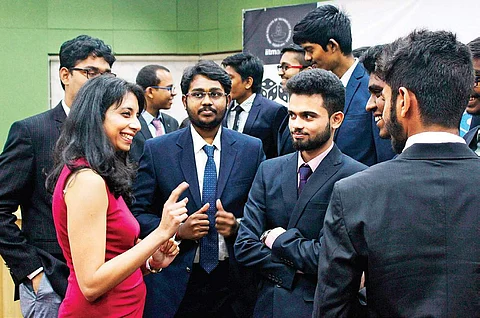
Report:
0,0,314,147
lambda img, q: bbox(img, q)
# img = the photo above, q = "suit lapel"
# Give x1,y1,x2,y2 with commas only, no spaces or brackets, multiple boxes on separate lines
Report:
243,95,261,134
222,101,233,128
281,153,299,220
217,128,237,198
139,116,153,140
343,63,365,115
53,102,66,134
177,129,202,208
287,146,343,229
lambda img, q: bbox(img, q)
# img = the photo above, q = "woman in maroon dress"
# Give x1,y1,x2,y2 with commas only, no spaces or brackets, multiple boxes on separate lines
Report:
47,76,189,317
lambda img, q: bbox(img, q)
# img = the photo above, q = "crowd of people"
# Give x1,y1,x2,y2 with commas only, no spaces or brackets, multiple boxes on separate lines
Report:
0,4,478,318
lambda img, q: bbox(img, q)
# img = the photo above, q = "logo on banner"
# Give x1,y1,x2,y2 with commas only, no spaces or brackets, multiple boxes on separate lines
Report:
266,18,292,48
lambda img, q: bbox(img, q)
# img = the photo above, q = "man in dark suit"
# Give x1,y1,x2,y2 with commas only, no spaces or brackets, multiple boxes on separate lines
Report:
0,35,115,316
222,52,288,159
314,30,479,317
235,69,366,318
131,61,265,318
277,44,311,156
130,64,179,162
293,4,394,166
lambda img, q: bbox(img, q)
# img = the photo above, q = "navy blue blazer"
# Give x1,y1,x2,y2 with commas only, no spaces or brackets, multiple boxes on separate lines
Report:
463,124,479,152
129,113,179,163
335,63,395,166
277,115,295,156
235,145,366,318
0,103,69,299
314,143,480,317
223,94,288,159
131,127,265,318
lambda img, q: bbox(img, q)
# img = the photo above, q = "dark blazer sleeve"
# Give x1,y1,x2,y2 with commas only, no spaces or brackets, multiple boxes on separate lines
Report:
0,121,44,282
130,140,162,238
235,162,296,290
313,183,363,318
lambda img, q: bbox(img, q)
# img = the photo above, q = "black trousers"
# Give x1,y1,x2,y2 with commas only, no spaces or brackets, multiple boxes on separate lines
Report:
175,261,236,318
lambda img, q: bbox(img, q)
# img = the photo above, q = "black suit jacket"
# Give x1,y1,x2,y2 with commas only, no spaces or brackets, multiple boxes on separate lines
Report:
336,63,395,166
235,145,366,318
463,124,479,152
277,115,295,156
131,127,265,318
314,142,480,317
223,94,288,159
129,113,179,162
0,103,68,299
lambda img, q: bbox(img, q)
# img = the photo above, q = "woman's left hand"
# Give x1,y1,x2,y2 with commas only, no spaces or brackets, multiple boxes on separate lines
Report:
149,238,180,269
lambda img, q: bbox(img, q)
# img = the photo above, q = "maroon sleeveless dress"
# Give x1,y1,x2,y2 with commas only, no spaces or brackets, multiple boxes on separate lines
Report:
52,162,146,317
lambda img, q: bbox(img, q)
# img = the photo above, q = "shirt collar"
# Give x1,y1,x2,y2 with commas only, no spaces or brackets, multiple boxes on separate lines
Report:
297,142,335,173
61,99,70,116
190,124,222,153
234,93,256,113
403,132,466,152
142,110,162,124
340,58,359,87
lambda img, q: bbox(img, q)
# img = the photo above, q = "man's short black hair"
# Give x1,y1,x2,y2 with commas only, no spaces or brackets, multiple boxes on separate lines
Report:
136,65,170,90
467,37,480,59
59,35,115,89
221,53,263,94
382,30,473,129
280,44,311,68
359,45,386,75
180,60,231,95
293,5,352,55
286,68,345,117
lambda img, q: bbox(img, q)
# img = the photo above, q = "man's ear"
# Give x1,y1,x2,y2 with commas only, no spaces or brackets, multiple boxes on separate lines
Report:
244,76,254,90
182,95,187,110
59,67,70,87
398,87,413,118
330,111,344,129
145,87,154,99
226,94,232,105
328,39,340,53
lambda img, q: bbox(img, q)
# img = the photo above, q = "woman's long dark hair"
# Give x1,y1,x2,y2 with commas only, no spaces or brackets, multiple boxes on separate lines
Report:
46,76,145,205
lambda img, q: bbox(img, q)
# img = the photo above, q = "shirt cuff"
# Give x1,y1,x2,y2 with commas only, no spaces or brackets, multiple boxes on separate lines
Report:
27,267,44,280
265,227,286,249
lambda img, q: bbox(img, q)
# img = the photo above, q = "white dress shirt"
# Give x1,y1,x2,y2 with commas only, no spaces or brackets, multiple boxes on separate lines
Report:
142,110,164,137
403,132,465,152
340,58,359,88
226,93,256,133
190,125,228,261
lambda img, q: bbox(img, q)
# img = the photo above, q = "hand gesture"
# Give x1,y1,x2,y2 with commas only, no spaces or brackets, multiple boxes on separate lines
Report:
215,199,238,238
158,182,189,237
177,203,210,240
149,238,180,269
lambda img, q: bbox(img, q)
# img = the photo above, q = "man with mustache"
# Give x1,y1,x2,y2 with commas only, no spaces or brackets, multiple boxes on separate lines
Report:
131,61,265,318
462,37,480,154
293,5,394,166
235,69,366,318
314,30,479,317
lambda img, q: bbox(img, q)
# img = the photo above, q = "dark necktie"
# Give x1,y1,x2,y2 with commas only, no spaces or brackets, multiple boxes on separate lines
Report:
199,145,219,273
232,105,243,131
298,164,313,196
151,118,165,136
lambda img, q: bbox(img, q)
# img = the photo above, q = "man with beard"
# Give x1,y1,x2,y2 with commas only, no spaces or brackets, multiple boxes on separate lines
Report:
234,69,366,318
314,30,479,317
131,60,265,318
462,37,480,153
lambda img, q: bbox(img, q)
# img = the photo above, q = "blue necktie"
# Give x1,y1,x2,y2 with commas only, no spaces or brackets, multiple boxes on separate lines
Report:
199,145,219,273
298,164,312,196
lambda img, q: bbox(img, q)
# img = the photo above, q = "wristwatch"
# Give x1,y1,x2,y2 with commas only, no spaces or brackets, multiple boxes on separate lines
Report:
260,229,272,244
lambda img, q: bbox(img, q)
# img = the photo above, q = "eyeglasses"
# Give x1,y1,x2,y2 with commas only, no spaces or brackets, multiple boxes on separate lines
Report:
185,91,228,101
149,86,176,94
277,64,304,72
475,70,480,87
70,67,116,79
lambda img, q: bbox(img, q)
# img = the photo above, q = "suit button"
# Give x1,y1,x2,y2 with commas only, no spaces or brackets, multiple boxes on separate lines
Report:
276,284,281,288
186,267,191,273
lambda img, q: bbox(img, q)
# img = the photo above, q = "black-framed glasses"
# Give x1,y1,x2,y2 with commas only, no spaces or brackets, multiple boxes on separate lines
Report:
70,67,116,79
475,70,480,87
185,91,228,101
149,86,176,94
277,64,304,72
